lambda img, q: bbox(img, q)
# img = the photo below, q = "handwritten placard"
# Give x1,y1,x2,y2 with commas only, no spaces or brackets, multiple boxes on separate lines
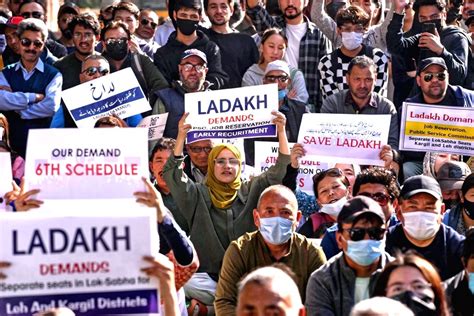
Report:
24,128,148,200
62,68,151,128
297,113,390,165
0,152,12,211
184,84,278,143
138,114,168,141
399,102,474,155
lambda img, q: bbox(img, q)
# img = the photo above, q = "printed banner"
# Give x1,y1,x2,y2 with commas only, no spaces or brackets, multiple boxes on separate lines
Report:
0,207,160,316
185,84,279,143
62,68,151,128
399,102,474,155
297,113,390,166
0,152,12,211
254,142,329,194
138,114,168,141
24,129,148,200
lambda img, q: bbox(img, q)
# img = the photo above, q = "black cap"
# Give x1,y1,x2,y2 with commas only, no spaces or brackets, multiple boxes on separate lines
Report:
462,173,474,197
417,57,447,75
337,196,385,226
401,175,442,200
58,2,80,17
436,161,471,191
175,0,202,11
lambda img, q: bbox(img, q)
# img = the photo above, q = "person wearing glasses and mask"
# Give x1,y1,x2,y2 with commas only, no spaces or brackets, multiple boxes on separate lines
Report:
386,174,465,280
163,108,290,307
401,57,474,180
0,18,61,158
305,196,392,316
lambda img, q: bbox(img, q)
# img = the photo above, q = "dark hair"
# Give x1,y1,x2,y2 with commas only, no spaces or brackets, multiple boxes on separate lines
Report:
258,28,287,64
100,20,131,40
335,5,370,29
150,138,177,161
0,113,11,147
463,227,474,264
174,0,202,15
203,0,233,10
462,173,474,197
68,12,101,36
347,55,376,74
17,18,48,41
312,168,350,198
353,167,400,201
19,0,46,14
93,115,128,128
112,1,140,19
373,251,449,316
413,0,446,12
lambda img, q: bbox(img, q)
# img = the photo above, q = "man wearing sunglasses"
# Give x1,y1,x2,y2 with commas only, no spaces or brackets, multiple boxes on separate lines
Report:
0,18,62,157
386,174,465,280
306,196,392,316
135,9,160,57
401,57,474,179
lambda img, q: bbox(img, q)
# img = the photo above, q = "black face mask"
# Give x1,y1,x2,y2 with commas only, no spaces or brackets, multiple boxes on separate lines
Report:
390,291,437,316
444,199,459,211
325,2,346,20
176,18,198,36
105,41,128,61
463,199,474,219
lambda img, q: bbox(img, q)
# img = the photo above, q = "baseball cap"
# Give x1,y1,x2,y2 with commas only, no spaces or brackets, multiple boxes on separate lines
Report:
264,60,290,76
181,49,207,64
101,0,120,11
436,161,471,191
58,2,80,17
0,16,24,34
400,175,442,200
417,57,447,75
337,196,385,227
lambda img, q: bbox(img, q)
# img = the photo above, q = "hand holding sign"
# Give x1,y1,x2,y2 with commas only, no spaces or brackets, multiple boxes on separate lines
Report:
0,261,10,279
290,144,306,168
134,177,169,223
13,179,43,212
379,145,396,170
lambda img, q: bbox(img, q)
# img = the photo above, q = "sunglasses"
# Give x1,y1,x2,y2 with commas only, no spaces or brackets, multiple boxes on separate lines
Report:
180,63,206,73
20,38,43,48
264,75,289,83
214,158,240,166
105,38,128,46
21,11,43,19
82,66,109,77
423,72,446,82
141,18,158,29
343,227,386,241
358,192,391,206
188,146,212,154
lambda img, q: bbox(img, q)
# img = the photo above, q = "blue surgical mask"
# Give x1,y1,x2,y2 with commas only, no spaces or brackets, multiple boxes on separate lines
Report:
469,272,474,294
278,89,287,101
345,239,385,266
259,217,294,245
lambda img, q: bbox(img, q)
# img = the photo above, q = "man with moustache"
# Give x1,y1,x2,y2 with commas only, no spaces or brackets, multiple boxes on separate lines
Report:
0,19,62,157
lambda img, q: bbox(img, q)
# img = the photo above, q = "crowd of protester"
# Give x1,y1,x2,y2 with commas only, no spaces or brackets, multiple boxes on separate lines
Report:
1,0,474,315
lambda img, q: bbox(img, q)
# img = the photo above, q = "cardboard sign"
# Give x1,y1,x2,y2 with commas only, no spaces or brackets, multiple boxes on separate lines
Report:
399,102,474,155
185,84,278,143
298,113,390,166
0,152,12,211
24,129,148,200
0,207,159,316
138,114,168,141
254,141,329,194
62,68,151,128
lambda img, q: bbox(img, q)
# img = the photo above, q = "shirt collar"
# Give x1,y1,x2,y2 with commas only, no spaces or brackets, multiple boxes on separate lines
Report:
15,57,44,73
345,91,377,111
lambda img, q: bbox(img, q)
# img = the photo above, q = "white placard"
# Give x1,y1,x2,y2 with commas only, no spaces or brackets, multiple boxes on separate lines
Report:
399,102,474,155
0,152,12,210
185,84,278,143
62,68,151,128
297,113,391,166
0,206,159,315
138,114,168,141
24,129,148,200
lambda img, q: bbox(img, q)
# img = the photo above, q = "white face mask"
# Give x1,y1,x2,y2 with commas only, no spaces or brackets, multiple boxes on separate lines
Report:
341,32,363,50
402,211,441,241
320,196,348,217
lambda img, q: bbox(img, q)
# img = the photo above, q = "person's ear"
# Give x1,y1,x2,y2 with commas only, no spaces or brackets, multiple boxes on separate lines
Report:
395,203,404,223
253,209,260,227
336,231,345,250
295,210,302,228
416,75,421,87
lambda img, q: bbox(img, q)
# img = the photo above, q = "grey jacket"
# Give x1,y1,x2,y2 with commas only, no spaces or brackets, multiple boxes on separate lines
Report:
321,90,399,150
305,251,393,316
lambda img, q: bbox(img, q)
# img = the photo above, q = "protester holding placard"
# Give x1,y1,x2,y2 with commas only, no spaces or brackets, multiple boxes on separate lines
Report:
162,110,290,306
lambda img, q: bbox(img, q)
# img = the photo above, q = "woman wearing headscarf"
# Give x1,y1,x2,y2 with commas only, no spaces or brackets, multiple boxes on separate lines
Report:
162,111,290,306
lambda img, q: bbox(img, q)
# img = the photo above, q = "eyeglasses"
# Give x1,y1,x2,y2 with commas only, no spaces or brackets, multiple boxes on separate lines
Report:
423,72,446,82
386,281,432,296
342,227,386,241
73,32,95,40
264,75,289,83
358,192,392,206
188,146,212,154
214,158,240,166
21,11,44,19
20,38,43,48
141,18,158,29
105,38,128,45
180,63,207,73
82,66,109,77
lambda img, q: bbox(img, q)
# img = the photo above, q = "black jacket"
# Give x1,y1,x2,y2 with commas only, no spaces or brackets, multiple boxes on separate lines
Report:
444,270,474,316
153,30,229,90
